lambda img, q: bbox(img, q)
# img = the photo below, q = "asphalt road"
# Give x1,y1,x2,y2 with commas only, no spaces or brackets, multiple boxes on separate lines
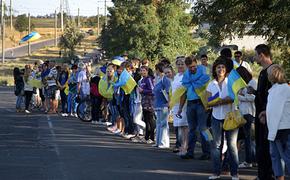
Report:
0,87,257,180
1,39,57,59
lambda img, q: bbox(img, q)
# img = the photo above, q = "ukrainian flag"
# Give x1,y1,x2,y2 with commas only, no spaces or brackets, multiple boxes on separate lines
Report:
99,76,117,99
169,86,186,109
194,80,210,108
207,92,222,106
20,32,41,43
227,69,247,104
117,70,137,95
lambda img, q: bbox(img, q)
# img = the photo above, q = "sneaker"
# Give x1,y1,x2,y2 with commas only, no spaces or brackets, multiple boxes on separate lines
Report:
131,136,141,143
158,145,169,149
198,154,211,160
239,162,252,168
61,113,68,117
73,113,78,118
113,129,121,134
25,110,31,114
103,122,112,126
208,175,220,179
107,125,117,132
231,175,239,180
180,153,194,159
123,134,136,139
146,139,154,144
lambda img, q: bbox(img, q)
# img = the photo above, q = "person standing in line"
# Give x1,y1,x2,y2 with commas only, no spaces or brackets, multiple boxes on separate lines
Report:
23,65,34,114
90,67,103,124
237,66,257,168
153,62,171,148
171,57,189,156
14,67,24,112
138,66,155,144
200,54,212,75
252,44,275,180
67,65,79,117
206,57,239,180
233,51,252,73
58,64,69,116
180,56,211,160
46,61,58,114
266,64,290,180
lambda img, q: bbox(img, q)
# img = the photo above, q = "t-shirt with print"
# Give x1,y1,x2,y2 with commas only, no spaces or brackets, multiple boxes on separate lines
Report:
47,67,58,87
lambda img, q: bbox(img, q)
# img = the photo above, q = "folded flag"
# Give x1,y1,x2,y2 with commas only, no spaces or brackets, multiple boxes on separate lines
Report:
169,86,186,109
195,80,210,108
227,69,247,104
201,129,213,141
207,92,222,106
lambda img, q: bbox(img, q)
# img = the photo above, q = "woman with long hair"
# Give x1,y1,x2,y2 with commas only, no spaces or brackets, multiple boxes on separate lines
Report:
23,65,34,113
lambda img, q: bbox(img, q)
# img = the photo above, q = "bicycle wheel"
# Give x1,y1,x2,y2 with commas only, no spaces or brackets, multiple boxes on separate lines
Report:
77,98,92,122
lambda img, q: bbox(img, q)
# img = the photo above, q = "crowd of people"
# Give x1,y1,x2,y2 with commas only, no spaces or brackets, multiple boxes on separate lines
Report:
13,44,290,180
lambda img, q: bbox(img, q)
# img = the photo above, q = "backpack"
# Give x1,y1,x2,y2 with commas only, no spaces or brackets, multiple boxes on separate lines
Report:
90,78,101,97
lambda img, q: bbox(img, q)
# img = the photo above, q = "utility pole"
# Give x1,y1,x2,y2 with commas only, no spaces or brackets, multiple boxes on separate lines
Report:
60,0,63,32
54,10,57,46
1,0,5,63
10,0,12,30
77,8,80,27
104,0,107,26
97,7,100,36
28,13,31,56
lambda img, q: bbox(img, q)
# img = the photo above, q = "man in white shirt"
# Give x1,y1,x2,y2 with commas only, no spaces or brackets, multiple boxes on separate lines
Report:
234,51,252,73
77,62,90,98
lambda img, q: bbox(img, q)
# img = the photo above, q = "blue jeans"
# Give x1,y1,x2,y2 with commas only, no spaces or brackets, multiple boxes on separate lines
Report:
155,108,170,147
269,132,290,177
120,95,134,134
109,101,119,125
211,116,239,176
242,114,256,163
67,93,77,113
16,96,23,109
186,100,210,156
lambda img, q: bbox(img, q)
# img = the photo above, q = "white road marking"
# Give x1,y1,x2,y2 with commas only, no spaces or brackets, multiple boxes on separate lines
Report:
46,115,60,156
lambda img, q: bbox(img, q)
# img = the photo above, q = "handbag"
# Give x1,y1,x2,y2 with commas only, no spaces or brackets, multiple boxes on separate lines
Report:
223,110,246,131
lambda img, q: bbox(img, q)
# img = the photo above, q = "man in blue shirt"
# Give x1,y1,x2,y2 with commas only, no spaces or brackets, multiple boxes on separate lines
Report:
179,56,211,160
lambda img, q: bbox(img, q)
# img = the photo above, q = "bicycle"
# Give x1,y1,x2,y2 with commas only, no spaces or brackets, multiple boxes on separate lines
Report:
76,96,92,122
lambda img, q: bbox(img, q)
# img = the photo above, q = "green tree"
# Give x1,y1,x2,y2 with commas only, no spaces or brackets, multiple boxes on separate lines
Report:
192,0,290,47
14,14,35,33
58,22,85,59
100,0,194,61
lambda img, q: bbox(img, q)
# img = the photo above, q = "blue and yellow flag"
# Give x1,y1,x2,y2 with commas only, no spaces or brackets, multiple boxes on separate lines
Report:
99,76,117,99
227,69,247,104
207,92,222,106
195,80,210,108
169,86,186,109
115,70,137,95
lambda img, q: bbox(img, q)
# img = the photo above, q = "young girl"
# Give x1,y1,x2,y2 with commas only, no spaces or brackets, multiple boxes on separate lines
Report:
139,66,155,144
14,67,24,112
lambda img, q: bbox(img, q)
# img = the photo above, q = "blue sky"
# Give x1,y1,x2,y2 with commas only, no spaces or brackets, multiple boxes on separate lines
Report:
12,0,114,16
